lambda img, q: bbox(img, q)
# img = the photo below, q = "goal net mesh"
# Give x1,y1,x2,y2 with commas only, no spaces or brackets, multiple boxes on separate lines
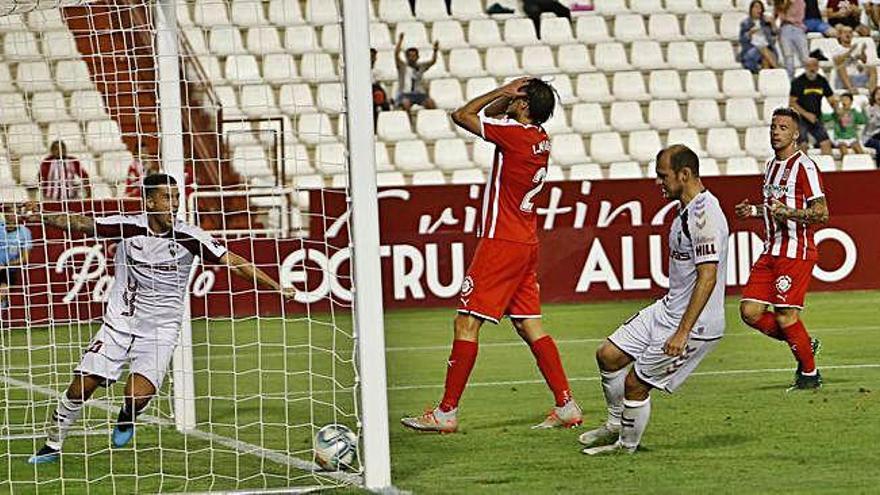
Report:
0,0,364,492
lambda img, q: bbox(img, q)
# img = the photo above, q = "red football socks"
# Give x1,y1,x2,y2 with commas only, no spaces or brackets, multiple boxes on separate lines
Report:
438,339,478,412
781,319,816,374
529,335,573,407
751,311,785,341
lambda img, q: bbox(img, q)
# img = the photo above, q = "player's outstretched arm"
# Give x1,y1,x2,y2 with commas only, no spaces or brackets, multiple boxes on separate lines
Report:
769,196,829,225
221,251,295,300
23,201,95,236
450,77,530,135
663,263,717,356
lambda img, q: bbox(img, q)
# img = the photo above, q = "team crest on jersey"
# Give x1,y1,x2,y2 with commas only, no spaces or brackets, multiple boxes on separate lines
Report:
168,243,178,257
775,275,792,293
460,276,474,296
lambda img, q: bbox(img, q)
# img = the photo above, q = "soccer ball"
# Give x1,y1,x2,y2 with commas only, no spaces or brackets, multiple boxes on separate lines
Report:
314,424,358,471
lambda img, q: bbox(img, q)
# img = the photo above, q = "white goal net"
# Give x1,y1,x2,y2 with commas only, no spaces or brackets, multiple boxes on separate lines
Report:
0,0,389,492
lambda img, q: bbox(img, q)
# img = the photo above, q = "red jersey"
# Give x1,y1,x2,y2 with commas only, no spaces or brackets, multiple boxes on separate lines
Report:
478,114,551,245
39,156,89,201
761,150,825,261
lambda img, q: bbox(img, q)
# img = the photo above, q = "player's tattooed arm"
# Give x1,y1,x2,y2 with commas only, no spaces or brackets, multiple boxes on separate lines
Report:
734,199,765,220
769,197,829,225
221,251,296,300
22,201,95,235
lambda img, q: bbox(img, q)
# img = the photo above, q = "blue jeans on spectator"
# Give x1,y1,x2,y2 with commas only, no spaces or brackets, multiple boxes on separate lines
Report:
804,18,832,34
865,133,880,166
742,47,764,72
779,24,809,78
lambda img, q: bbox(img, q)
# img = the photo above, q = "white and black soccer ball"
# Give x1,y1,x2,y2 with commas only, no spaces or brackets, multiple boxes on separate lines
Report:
314,424,358,471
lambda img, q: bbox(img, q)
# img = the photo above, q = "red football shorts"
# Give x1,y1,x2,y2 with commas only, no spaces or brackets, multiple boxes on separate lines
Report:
457,238,541,324
741,253,816,309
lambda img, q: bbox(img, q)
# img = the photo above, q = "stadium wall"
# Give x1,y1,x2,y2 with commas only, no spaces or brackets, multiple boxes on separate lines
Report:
7,171,878,324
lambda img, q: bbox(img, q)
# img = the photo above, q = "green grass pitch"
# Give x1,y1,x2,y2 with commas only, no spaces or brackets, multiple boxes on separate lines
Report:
1,290,878,494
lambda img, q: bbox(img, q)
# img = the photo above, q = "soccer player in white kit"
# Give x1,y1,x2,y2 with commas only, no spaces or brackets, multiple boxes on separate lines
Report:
27,174,294,464
580,145,730,455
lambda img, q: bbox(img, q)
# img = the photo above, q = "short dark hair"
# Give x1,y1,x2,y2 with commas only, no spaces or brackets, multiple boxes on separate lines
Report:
524,78,557,125
142,173,177,200
657,144,700,177
841,92,854,101
771,107,801,126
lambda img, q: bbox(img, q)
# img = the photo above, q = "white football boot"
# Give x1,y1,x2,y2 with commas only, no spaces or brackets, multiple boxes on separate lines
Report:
578,423,621,447
582,441,636,456
400,407,458,433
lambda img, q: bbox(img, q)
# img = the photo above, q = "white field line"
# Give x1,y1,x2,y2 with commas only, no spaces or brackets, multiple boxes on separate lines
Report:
0,375,362,486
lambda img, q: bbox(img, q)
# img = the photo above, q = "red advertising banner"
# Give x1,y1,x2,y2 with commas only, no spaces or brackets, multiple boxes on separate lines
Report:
6,171,879,326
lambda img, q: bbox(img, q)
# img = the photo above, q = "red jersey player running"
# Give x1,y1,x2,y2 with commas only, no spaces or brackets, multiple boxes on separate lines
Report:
401,77,582,433
736,107,830,390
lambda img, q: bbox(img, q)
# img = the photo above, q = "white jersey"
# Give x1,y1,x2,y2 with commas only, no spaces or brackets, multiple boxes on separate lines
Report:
95,214,227,338
656,190,729,339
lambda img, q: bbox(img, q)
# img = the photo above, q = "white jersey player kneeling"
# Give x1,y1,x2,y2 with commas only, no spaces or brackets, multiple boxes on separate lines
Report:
581,145,730,455
27,174,294,464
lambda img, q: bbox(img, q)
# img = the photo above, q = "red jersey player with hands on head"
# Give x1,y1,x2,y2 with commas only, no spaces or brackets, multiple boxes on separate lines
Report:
400,77,583,433
736,107,830,390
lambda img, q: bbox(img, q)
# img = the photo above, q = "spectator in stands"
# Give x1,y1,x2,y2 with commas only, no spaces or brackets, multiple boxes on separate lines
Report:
408,0,451,17
522,0,571,39
825,0,871,36
823,92,867,156
803,0,837,37
371,48,391,132
39,140,91,201
860,87,880,165
740,1,779,73
0,204,32,310
125,142,160,198
790,57,838,154
395,34,438,112
830,26,877,92
775,0,810,79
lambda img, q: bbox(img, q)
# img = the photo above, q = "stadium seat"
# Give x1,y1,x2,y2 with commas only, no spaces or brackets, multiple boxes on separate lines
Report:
594,43,631,72
589,132,629,163
758,69,790,97
698,158,721,176
576,16,612,44
449,48,486,78
666,0,699,14
648,14,683,42
576,73,613,103
415,0,452,21
225,54,261,84
608,162,644,179
558,44,594,73
264,53,299,85
99,151,134,183
268,0,304,25
702,0,737,13
429,79,463,110
667,127,707,156
377,111,417,142
0,93,30,125
486,47,521,77
314,142,348,175
16,61,54,93
432,20,467,49
541,17,574,46
0,64,14,93
239,84,277,117
668,41,703,70
194,0,231,26
41,30,80,60
417,109,456,140
373,142,393,172
183,28,209,55
472,139,495,170
504,18,539,47
687,99,723,129
546,165,565,182
631,41,667,71
372,49,397,81
811,154,836,172
232,145,271,177
628,130,663,163
396,21,431,49
284,26,319,54
719,11,742,40
304,0,340,25
247,26,283,55
550,74,576,105
648,100,687,130
762,96,789,123
630,0,666,14
195,55,225,84
215,86,241,116
725,156,761,175
434,138,473,170
841,154,875,171
723,69,759,97
613,72,650,102
522,46,556,75
745,126,772,158
9,125,45,157
614,14,648,42
468,19,504,48
451,0,484,20
209,26,246,55
316,83,344,114
465,77,497,100
572,103,611,133
285,143,315,175
300,53,337,82
595,0,629,14
706,128,745,158
231,0,267,26
369,22,393,50
726,98,763,128
47,122,85,152
451,168,485,184
569,163,603,180
224,121,259,147
649,70,686,99
379,0,416,23
376,171,406,187
686,71,721,99
19,154,44,186
394,140,433,171
550,134,587,166
297,113,336,144
412,170,447,185
703,41,739,70
543,108,570,134
4,31,41,61
684,13,718,41
31,92,69,123
423,51,450,80
86,120,126,152
27,8,66,30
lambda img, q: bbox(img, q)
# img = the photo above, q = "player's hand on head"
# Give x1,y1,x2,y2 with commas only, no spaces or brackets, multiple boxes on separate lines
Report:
499,77,531,98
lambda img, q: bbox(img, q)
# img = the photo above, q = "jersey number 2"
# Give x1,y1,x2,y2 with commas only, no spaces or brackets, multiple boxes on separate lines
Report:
520,168,547,213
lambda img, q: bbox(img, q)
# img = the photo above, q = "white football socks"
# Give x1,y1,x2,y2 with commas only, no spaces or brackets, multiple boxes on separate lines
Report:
619,397,651,451
600,367,627,428
46,393,84,450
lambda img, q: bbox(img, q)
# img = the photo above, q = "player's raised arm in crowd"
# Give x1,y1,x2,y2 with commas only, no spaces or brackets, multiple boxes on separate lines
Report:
221,250,295,299
450,77,531,135
23,201,95,236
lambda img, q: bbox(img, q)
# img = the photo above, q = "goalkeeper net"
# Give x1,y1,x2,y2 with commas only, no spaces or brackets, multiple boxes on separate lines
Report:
0,0,389,492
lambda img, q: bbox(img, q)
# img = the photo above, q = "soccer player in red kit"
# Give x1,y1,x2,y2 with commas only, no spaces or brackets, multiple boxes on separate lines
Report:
400,77,582,433
736,107,829,390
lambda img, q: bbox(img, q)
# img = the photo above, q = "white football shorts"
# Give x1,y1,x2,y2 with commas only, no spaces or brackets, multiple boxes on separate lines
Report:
608,301,721,393
75,323,178,390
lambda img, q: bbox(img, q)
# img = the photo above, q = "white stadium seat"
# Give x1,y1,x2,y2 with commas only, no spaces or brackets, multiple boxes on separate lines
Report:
284,26,319,54
631,41,667,71
42,30,80,60
702,0,736,13
374,142,393,172
247,26,283,55
8,124,44,156
377,111,417,142
706,128,745,158
687,99,723,129
183,28,209,55
522,45,557,75
630,0,665,14
314,142,348,175
300,53,337,82
269,0,305,26
486,47,521,77
417,109,456,140
16,61,54,93
280,83,315,114
541,17,575,46
20,154,44,186
608,162,643,179
650,70,686,99
725,156,761,175
451,168,485,184
648,100,687,130
726,98,763,128
613,72,650,101
684,13,718,41
215,86,241,116
686,71,721,99
396,21,431,49
0,64,14,93
762,96,789,123
4,31,41,62
558,44,594,73
264,53,299,85
504,18,539,47
86,120,126,152
572,103,611,133
811,154,836,172
668,41,703,70
745,126,772,158
595,0,629,14
415,0,452,21
590,132,629,163
594,43,631,72
195,55,225,84
27,8,66,29
722,69,759,97
451,0,485,20
432,20,468,49
225,54,261,84
465,77,496,101
550,74,576,105
472,139,495,170
719,12,742,40
543,108,570,135
31,91,69,123
316,83,344,114
379,0,415,23
666,0,699,14
369,22,393,50
759,69,791,97
47,122,86,152
194,0,231,26
546,165,565,182
232,145,271,177
576,16,612,44
239,84,277,117
468,19,504,48
628,130,663,163
449,48,486,78
376,172,406,187
430,78,464,110
434,138,473,170
614,14,648,42
576,73,613,103
423,51,450,80
667,127,707,157
569,163,603,180
648,14,683,42
209,26,246,55
841,154,875,171
394,140,433,171
0,93,30,125
231,0,267,26
304,0,340,25
698,158,722,176
100,151,134,183
551,134,587,165
703,41,739,70
412,170,447,185
297,113,336,145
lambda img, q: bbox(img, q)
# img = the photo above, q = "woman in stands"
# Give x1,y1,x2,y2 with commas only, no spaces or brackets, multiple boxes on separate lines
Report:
740,1,779,73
